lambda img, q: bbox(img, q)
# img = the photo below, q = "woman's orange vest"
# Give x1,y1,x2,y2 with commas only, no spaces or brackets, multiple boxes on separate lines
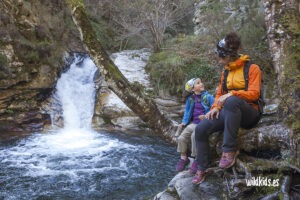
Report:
211,55,262,111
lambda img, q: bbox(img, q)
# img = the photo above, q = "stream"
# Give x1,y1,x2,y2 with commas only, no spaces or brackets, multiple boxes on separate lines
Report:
0,50,177,200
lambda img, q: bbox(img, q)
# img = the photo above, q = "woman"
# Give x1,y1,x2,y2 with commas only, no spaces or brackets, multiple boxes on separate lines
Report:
192,32,262,185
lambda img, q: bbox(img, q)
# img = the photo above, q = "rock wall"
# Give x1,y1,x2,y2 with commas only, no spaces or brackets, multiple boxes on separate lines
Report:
0,0,84,132
263,0,300,136
193,0,264,35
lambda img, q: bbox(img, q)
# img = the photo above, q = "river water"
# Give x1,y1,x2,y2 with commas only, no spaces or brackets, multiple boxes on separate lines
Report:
0,51,177,200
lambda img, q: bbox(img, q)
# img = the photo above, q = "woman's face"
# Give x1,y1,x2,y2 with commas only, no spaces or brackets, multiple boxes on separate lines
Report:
218,56,231,66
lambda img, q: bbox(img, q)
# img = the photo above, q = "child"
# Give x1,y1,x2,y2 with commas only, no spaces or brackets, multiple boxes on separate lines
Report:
176,78,214,173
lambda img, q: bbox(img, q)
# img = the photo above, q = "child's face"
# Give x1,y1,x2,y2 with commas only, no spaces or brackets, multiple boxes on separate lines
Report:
192,79,205,93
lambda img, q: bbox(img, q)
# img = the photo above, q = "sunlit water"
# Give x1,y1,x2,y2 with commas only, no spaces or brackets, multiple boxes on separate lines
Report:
0,53,177,200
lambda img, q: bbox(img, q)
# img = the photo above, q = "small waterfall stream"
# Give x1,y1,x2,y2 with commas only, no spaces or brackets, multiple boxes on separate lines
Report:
55,55,97,129
0,52,177,200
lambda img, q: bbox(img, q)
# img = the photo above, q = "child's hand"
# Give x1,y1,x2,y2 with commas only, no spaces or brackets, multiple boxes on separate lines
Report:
199,115,205,120
175,124,184,137
179,123,185,128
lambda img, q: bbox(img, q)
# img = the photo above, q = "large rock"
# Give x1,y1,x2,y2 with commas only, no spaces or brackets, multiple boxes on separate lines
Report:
92,87,184,131
154,170,225,200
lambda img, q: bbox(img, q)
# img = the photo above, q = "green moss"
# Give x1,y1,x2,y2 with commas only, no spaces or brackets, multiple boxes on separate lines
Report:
247,159,275,173
106,62,124,81
278,193,284,200
0,54,8,67
280,9,300,35
287,115,300,132
67,0,85,8
102,114,113,125
25,51,39,64
4,109,14,114
281,40,300,132
276,6,300,133
13,39,37,64
249,173,282,199
256,186,279,197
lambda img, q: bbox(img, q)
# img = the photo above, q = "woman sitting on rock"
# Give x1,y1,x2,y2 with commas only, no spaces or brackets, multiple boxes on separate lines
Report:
192,32,262,185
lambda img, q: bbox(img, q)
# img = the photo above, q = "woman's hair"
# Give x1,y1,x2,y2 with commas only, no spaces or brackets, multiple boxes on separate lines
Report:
224,32,241,53
215,32,241,58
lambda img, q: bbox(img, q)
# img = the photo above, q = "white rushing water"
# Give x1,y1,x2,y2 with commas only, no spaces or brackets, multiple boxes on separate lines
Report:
56,55,98,129
106,49,151,109
111,49,151,87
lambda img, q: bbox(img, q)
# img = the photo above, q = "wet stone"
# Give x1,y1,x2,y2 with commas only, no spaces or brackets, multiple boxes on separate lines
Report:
160,171,226,200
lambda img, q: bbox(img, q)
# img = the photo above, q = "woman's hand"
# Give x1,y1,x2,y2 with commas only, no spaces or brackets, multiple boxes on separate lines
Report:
217,92,232,107
205,108,220,120
199,115,205,120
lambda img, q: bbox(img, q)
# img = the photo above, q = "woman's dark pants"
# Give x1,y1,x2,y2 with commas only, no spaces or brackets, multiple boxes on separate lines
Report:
195,96,260,171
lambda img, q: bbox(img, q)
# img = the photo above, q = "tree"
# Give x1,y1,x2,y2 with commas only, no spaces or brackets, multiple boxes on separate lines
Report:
101,0,195,51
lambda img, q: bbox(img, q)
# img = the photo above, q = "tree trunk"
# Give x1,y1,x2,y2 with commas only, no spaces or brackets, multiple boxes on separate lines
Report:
65,0,176,142
263,0,300,163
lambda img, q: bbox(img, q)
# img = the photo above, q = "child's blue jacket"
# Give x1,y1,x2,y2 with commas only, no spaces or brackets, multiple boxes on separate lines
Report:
181,90,214,125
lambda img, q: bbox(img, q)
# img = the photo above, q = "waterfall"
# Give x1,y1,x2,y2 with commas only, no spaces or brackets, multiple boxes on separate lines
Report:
53,55,98,129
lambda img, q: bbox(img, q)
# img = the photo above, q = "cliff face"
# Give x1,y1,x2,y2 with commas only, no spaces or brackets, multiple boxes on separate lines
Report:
0,0,84,132
263,0,300,135
193,0,264,35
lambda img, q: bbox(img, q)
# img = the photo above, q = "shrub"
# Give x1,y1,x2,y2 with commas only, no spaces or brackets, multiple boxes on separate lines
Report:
146,35,219,96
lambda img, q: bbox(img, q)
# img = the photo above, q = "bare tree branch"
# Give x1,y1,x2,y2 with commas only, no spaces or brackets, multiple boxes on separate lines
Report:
100,0,195,51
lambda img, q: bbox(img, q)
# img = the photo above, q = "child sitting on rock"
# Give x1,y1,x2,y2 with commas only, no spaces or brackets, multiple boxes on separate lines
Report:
176,78,214,174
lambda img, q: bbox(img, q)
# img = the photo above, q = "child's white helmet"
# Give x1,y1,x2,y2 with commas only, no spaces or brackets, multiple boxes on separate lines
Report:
185,78,196,92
